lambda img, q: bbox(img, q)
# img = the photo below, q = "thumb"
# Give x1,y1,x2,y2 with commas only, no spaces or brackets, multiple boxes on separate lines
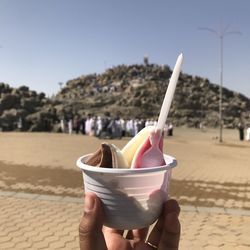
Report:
79,192,107,250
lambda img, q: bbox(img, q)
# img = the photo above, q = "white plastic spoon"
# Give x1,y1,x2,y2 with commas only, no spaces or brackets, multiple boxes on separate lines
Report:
131,54,183,168
156,53,183,132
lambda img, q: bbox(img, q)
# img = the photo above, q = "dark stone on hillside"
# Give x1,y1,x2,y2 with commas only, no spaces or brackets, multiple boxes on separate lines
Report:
25,106,59,132
0,109,20,131
0,94,20,111
18,86,29,92
21,97,40,112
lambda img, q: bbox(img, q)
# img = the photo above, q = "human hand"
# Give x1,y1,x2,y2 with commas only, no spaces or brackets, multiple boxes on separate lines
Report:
79,192,180,250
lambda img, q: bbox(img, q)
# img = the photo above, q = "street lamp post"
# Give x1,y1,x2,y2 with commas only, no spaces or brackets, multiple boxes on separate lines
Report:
199,25,241,143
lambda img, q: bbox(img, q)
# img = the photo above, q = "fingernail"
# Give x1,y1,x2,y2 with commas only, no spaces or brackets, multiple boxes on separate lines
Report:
84,193,95,213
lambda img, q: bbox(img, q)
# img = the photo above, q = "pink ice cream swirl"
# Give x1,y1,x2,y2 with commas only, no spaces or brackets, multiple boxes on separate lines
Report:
131,129,166,168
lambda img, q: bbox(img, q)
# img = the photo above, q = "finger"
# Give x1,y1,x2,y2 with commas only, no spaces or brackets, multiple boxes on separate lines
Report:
103,226,124,236
164,199,180,216
103,227,131,250
126,227,149,242
146,213,165,247
79,192,107,250
158,212,181,250
146,199,180,248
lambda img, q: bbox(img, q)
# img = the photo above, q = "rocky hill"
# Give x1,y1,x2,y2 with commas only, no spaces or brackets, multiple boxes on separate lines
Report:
1,63,250,131
55,63,250,128
0,83,58,131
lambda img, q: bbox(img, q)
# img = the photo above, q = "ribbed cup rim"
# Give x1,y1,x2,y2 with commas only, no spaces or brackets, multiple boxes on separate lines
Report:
76,154,177,174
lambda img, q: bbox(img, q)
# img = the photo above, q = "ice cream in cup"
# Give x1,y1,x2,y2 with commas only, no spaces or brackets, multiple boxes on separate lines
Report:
76,153,177,230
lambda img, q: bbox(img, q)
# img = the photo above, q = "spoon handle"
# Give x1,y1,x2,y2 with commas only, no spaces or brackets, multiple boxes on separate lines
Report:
156,53,183,131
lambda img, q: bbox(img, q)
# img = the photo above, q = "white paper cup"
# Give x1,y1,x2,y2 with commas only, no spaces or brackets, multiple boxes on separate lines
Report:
76,154,177,230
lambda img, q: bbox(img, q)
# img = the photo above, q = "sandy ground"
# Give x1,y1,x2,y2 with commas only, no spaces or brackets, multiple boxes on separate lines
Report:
0,128,250,208
1,128,250,250
1,128,249,170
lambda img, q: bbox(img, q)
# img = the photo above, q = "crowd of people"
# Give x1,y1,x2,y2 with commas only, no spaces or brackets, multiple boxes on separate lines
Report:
59,112,174,139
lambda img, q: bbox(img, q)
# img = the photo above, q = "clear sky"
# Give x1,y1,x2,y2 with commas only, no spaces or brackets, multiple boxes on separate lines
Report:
0,0,250,98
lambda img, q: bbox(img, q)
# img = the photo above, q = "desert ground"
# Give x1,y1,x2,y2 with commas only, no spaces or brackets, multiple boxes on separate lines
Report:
1,128,250,249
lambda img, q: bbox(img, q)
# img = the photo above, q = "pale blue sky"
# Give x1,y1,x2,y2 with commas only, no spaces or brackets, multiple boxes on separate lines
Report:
0,0,250,98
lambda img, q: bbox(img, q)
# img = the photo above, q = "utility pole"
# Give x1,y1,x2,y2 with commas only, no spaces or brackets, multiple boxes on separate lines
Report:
199,24,241,143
